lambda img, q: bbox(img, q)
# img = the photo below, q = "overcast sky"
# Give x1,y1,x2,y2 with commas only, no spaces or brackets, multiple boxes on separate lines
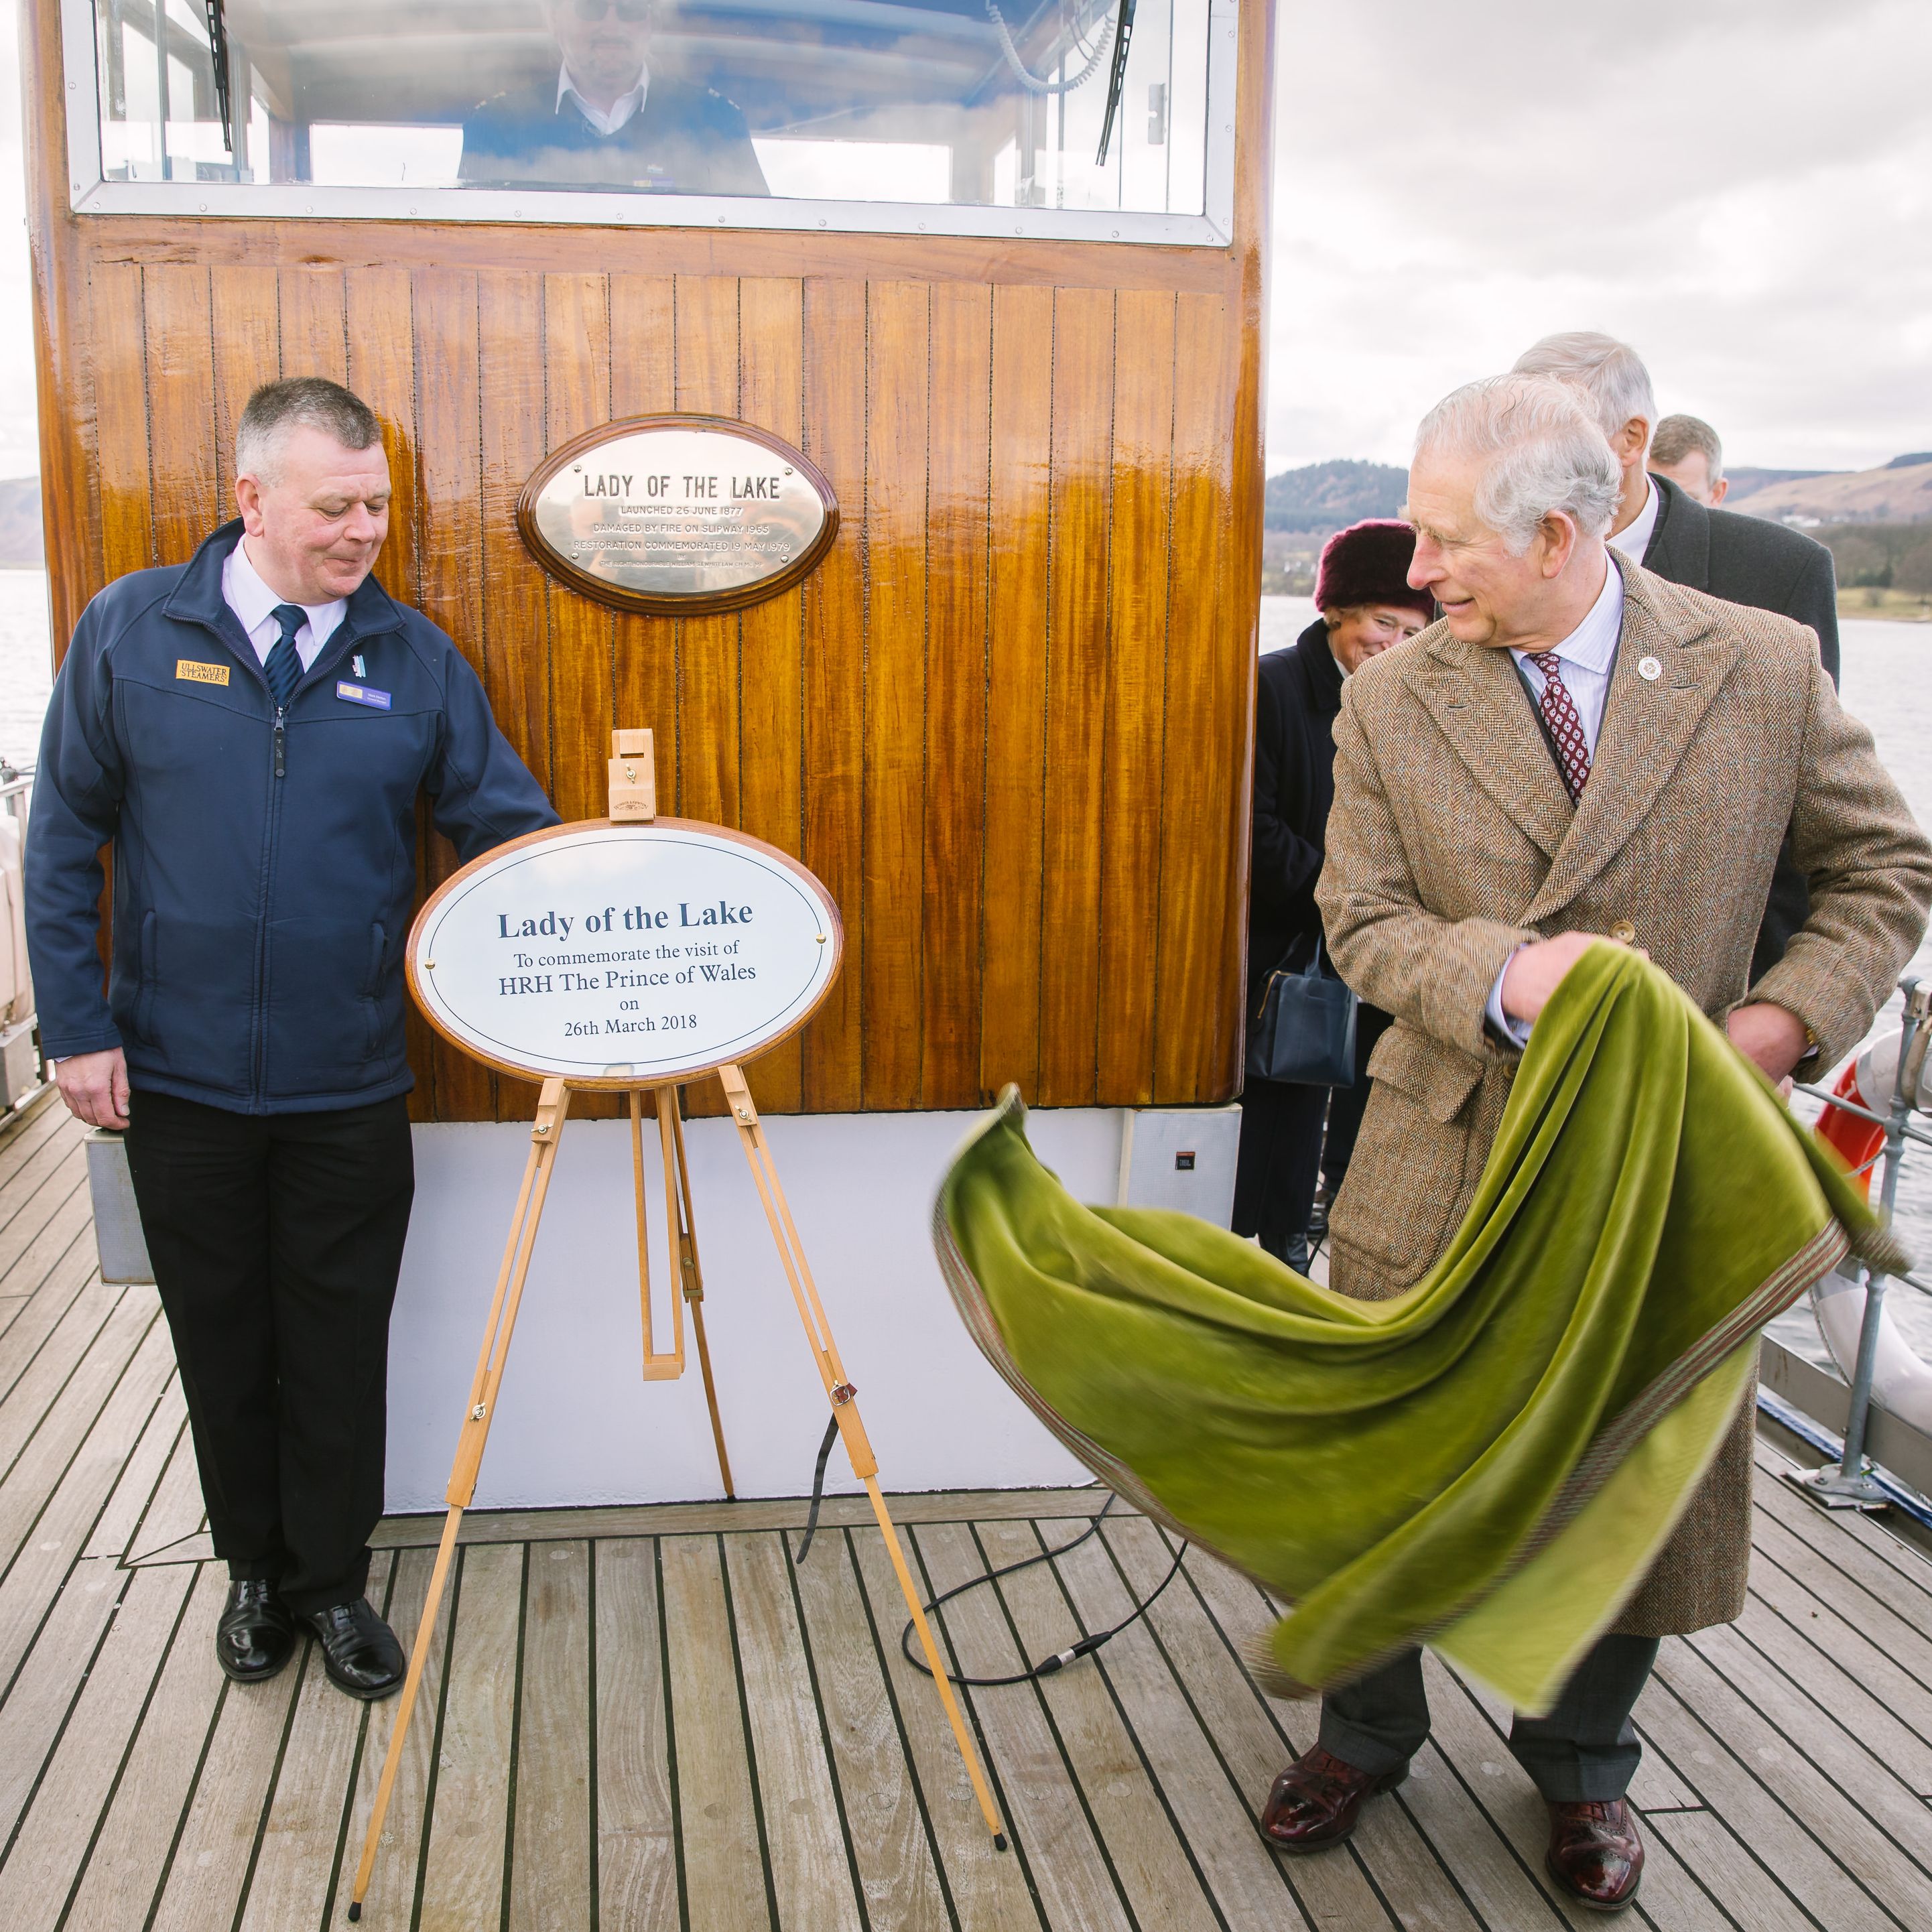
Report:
0,0,1927,479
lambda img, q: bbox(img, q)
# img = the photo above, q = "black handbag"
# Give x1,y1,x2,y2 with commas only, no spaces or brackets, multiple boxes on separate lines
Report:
1246,936,1359,1087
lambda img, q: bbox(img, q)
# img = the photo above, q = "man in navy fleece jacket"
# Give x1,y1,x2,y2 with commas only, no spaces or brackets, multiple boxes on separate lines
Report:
26,377,557,1699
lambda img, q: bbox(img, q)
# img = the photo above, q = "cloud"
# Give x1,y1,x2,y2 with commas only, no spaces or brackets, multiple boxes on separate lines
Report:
1267,0,1932,470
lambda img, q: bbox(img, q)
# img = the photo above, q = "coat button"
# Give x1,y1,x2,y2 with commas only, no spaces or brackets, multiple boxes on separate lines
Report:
1608,919,1636,944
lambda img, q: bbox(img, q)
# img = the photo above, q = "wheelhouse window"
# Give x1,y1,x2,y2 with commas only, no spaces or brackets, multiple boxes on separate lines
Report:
70,0,1234,241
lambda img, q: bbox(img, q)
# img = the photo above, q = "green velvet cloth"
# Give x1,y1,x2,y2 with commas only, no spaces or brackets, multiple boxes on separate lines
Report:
933,947,1901,1713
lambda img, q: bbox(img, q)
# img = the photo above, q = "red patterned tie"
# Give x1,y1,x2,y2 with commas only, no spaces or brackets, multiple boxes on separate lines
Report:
1527,651,1591,802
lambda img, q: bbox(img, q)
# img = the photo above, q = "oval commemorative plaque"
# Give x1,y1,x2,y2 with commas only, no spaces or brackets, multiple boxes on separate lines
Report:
517,415,839,616
408,821,844,1087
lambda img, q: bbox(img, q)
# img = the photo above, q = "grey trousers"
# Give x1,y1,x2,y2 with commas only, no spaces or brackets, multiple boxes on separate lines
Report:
1317,1634,1661,1803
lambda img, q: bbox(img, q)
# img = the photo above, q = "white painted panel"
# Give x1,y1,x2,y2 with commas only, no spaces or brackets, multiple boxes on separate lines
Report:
1116,1104,1241,1222
386,1106,1120,1510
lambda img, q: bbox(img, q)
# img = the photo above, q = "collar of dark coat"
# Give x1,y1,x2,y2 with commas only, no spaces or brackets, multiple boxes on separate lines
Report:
1292,617,1346,710
1400,550,1738,921
1639,471,1712,590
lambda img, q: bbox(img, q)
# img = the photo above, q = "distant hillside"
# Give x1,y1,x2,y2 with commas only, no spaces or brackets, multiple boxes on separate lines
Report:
1734,456,1932,528
0,478,42,568
1265,459,1407,533
1720,466,1835,503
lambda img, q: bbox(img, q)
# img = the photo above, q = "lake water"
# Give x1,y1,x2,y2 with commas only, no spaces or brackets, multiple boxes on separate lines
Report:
6,578,1930,1364
0,572,53,769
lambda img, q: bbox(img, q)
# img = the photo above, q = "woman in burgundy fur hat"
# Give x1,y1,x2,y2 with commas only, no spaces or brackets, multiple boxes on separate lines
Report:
1234,519,1435,1272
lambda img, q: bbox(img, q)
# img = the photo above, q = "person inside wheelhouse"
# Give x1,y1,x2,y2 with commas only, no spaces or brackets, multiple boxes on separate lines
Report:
460,0,770,195
97,0,1204,222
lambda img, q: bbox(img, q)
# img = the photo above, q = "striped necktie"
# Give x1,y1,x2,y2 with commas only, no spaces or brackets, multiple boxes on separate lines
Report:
265,604,306,708
1527,651,1591,802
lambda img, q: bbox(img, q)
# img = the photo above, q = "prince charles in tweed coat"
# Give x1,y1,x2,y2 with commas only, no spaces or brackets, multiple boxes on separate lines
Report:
1315,548,1932,1635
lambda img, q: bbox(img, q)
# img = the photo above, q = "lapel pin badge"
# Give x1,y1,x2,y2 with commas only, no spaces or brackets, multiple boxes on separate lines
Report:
1638,655,1663,682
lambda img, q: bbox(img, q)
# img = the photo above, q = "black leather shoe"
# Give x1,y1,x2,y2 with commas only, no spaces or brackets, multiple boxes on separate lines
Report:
302,1598,405,1699
216,1580,297,1683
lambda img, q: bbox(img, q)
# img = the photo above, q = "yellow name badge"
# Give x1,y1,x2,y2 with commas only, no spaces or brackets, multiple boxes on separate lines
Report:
175,659,231,687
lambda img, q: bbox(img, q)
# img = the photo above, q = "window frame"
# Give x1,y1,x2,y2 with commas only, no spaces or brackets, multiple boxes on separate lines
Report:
59,0,1240,247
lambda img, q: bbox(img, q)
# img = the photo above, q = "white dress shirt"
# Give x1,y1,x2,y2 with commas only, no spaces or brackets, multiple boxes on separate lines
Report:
1506,551,1624,755
1607,472,1660,562
221,538,346,675
1485,556,1626,1045
558,62,649,137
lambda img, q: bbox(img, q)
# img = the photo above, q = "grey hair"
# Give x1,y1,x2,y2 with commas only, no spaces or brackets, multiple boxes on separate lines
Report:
1652,412,1724,482
236,377,383,484
1413,374,1622,554
1511,332,1659,450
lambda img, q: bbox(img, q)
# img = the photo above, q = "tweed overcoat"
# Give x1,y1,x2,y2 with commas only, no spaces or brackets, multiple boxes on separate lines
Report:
1313,552,1932,1635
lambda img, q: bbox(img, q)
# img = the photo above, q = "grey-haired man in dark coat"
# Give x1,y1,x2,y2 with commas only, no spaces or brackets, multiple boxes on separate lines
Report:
1512,332,1840,977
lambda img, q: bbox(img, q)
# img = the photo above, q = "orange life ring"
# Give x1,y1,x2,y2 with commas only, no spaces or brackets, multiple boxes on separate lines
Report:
1815,1061,1884,1199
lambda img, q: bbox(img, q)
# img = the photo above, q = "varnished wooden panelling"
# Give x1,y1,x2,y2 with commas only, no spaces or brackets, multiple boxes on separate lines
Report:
88,261,152,580
799,278,868,1116
1039,287,1116,1109
141,267,220,564
921,283,992,1112
978,283,1055,1106
608,274,680,824
861,281,930,1112
735,277,808,1118
75,213,1236,298
210,266,280,511
279,267,347,385
1100,290,1179,1107
24,0,1273,1122
673,277,743,836
1155,290,1246,1105
669,277,743,1124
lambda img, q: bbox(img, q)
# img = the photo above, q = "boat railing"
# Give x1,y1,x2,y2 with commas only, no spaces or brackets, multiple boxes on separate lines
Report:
0,762,42,1115
1775,971,1932,1524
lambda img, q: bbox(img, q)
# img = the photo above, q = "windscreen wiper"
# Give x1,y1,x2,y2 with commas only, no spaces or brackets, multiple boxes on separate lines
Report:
1095,0,1137,166
202,0,234,155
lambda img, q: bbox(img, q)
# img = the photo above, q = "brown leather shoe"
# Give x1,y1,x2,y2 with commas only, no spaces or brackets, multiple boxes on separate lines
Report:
1259,1745,1408,1853
1545,1799,1644,1911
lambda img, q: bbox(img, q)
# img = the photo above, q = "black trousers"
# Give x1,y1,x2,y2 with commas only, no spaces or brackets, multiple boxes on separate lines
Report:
125,1090,414,1615
1232,1078,1326,1262
1318,1634,1661,1803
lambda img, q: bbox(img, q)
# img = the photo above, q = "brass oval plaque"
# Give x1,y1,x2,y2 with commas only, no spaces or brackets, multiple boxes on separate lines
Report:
516,415,839,616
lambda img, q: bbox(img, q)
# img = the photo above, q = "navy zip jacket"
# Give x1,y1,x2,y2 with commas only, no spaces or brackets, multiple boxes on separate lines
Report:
26,521,559,1113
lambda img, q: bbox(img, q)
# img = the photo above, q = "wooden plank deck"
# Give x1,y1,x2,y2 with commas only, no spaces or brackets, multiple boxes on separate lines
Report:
5,1092,1932,1930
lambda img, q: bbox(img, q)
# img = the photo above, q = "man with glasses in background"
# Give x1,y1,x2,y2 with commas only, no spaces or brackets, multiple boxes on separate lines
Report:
461,0,769,196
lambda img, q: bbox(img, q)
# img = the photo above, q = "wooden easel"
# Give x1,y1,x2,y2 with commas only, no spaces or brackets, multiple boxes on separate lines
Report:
348,734,1005,1921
